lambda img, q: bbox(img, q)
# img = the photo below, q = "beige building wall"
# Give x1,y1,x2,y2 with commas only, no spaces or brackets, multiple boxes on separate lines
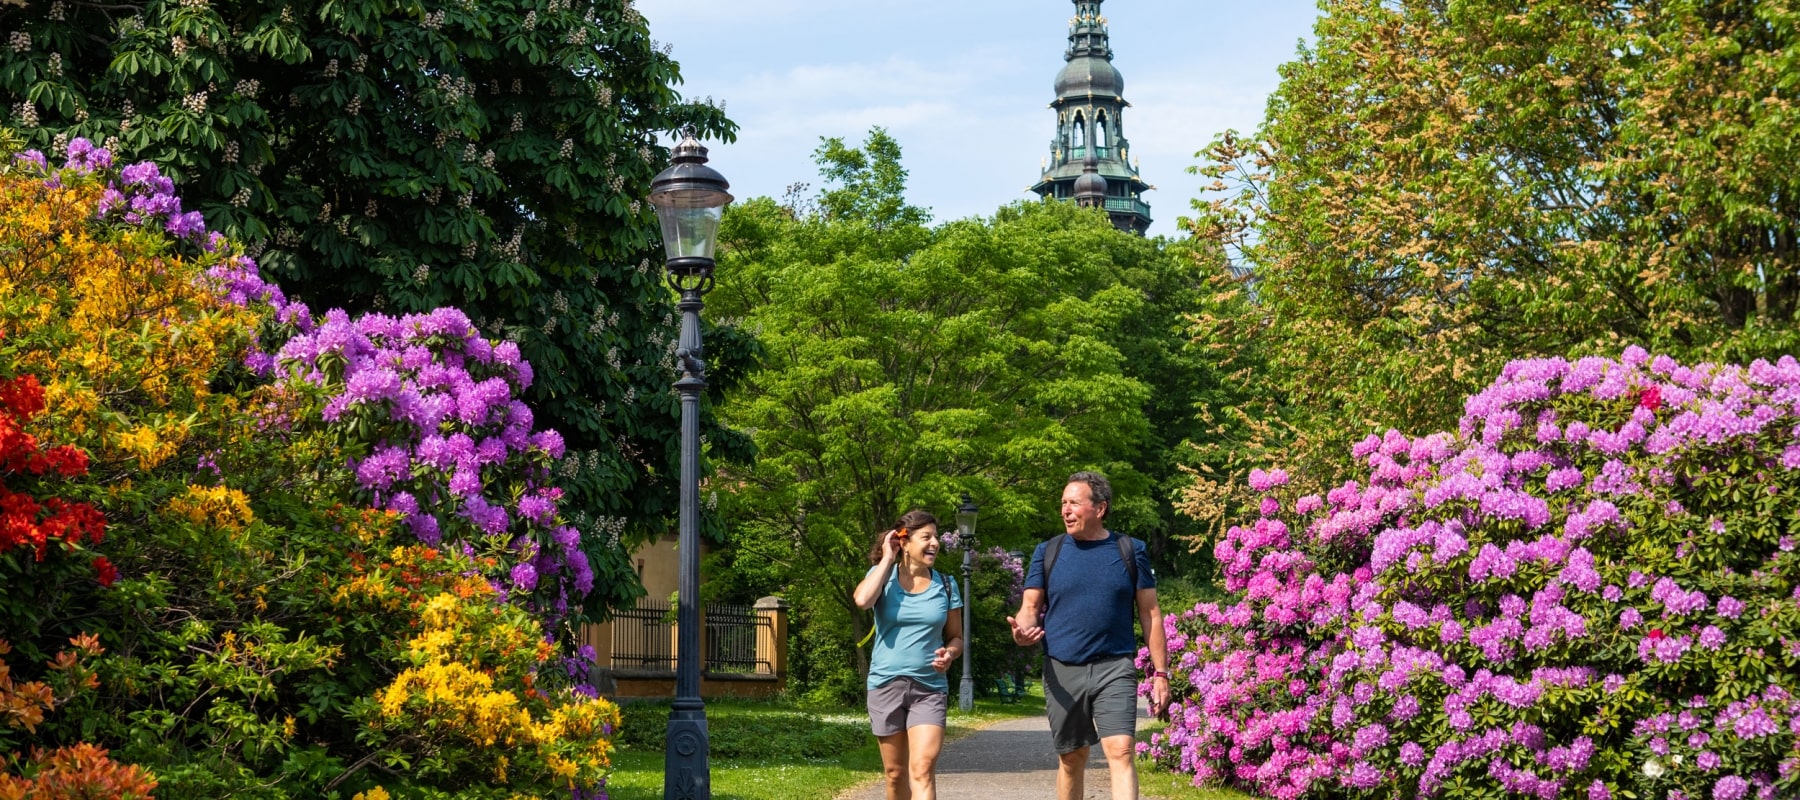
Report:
630,532,711,601
633,533,680,600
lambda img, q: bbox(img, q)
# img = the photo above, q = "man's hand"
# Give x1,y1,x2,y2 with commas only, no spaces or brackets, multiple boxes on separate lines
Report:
1006,614,1044,647
1147,675,1172,720
931,646,953,672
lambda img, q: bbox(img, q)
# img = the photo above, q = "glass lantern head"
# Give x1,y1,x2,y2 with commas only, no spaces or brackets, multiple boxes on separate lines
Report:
648,131,733,267
955,492,979,542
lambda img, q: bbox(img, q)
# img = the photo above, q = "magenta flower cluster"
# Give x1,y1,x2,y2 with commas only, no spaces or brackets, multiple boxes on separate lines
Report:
23,140,596,626
939,530,1026,604
269,306,594,617
20,139,207,240
1141,349,1800,800
987,546,1026,604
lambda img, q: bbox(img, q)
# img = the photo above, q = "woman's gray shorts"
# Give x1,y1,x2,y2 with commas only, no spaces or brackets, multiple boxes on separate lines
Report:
1044,655,1138,754
867,677,948,737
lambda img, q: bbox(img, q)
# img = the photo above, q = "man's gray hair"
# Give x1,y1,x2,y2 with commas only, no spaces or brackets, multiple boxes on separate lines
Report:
1067,471,1112,518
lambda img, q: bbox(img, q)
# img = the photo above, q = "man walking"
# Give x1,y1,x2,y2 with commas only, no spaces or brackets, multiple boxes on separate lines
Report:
1008,471,1171,800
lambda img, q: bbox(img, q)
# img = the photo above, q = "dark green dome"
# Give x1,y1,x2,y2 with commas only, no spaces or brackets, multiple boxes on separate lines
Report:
1055,56,1123,100
1074,154,1108,204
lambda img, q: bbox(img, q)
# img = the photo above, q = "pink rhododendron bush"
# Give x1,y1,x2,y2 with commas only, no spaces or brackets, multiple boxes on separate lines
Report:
1145,350,1800,800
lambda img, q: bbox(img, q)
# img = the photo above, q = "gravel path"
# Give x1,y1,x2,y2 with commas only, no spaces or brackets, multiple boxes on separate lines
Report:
836,702,1169,800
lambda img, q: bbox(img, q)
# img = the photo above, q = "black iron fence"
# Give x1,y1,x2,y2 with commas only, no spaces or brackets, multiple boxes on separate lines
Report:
703,603,767,674
609,599,676,670
608,599,772,674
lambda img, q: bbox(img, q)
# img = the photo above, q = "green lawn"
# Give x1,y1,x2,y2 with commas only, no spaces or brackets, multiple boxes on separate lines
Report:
600,693,1257,800
601,694,1041,800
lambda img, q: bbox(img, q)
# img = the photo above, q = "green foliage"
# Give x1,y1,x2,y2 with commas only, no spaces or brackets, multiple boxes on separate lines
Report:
615,700,868,760
953,549,1036,689
0,0,750,615
813,127,930,232
705,130,1234,696
1189,0,1800,491
784,598,866,708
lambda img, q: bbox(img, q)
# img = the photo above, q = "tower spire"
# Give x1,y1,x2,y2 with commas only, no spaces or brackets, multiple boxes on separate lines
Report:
1030,0,1152,234
1066,1,1112,61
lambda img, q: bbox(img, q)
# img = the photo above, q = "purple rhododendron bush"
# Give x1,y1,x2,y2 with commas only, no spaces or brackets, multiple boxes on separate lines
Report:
1144,350,1800,800
203,171,596,628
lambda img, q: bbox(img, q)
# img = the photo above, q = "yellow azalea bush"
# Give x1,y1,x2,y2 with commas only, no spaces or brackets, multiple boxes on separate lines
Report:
0,158,257,470
163,485,255,534
0,140,621,798
342,546,621,793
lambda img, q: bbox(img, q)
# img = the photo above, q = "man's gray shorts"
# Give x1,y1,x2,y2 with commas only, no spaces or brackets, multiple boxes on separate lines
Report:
867,677,948,737
1044,655,1137,754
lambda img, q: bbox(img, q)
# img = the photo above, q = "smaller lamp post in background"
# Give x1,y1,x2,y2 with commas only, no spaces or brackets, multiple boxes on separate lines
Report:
955,492,979,712
647,127,732,800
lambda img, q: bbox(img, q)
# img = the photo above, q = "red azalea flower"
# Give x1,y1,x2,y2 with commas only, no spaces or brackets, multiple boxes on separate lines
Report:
0,374,45,419
92,556,118,587
1639,386,1663,411
1648,628,1666,641
40,445,90,478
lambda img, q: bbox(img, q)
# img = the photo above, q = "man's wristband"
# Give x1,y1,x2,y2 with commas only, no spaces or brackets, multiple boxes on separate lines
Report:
1148,669,1171,679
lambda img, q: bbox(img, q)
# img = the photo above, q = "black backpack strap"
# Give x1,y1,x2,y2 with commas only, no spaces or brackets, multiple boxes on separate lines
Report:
1042,533,1068,591
1118,534,1138,591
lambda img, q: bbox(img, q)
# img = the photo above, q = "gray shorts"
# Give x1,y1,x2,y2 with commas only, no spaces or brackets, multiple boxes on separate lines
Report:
867,677,948,737
1044,655,1137,754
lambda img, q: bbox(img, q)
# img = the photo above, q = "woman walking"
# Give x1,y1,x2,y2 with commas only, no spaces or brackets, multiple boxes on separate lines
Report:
853,510,965,800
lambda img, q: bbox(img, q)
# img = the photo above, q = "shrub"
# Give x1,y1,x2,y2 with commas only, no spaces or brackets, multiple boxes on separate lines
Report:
0,139,623,797
0,636,154,799
786,600,865,709
1148,350,1800,800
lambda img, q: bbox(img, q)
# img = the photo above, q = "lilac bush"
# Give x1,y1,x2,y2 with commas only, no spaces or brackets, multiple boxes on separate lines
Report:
45,139,597,626
1143,349,1800,799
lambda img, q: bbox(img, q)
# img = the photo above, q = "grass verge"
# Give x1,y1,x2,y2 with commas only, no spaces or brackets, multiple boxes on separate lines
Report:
1135,718,1260,800
601,692,1042,800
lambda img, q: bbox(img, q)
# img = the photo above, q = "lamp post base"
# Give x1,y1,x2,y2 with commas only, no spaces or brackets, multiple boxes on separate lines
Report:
958,675,974,713
663,701,710,800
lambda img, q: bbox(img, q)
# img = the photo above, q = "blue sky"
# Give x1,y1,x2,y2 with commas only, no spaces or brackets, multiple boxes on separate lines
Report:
637,0,1321,238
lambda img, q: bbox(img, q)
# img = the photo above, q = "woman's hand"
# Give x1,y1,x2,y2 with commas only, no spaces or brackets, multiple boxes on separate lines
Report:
853,529,905,610
931,644,957,672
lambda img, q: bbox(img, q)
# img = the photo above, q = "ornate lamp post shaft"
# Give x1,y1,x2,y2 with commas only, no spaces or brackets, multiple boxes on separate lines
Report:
665,284,709,800
959,547,974,712
647,130,732,800
954,493,979,713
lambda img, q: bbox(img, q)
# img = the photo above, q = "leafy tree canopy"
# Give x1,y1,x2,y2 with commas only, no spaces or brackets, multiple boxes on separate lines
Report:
812,126,929,232
0,0,749,615
1191,0,1800,487
704,130,1249,697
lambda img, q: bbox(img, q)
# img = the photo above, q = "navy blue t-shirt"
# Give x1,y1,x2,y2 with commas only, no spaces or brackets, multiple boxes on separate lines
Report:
1024,530,1155,665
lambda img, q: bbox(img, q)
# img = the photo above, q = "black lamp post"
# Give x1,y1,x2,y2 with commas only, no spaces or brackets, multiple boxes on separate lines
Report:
647,128,732,800
954,492,979,712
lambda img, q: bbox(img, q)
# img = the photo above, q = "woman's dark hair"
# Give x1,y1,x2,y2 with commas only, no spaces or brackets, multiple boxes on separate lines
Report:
867,509,939,564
